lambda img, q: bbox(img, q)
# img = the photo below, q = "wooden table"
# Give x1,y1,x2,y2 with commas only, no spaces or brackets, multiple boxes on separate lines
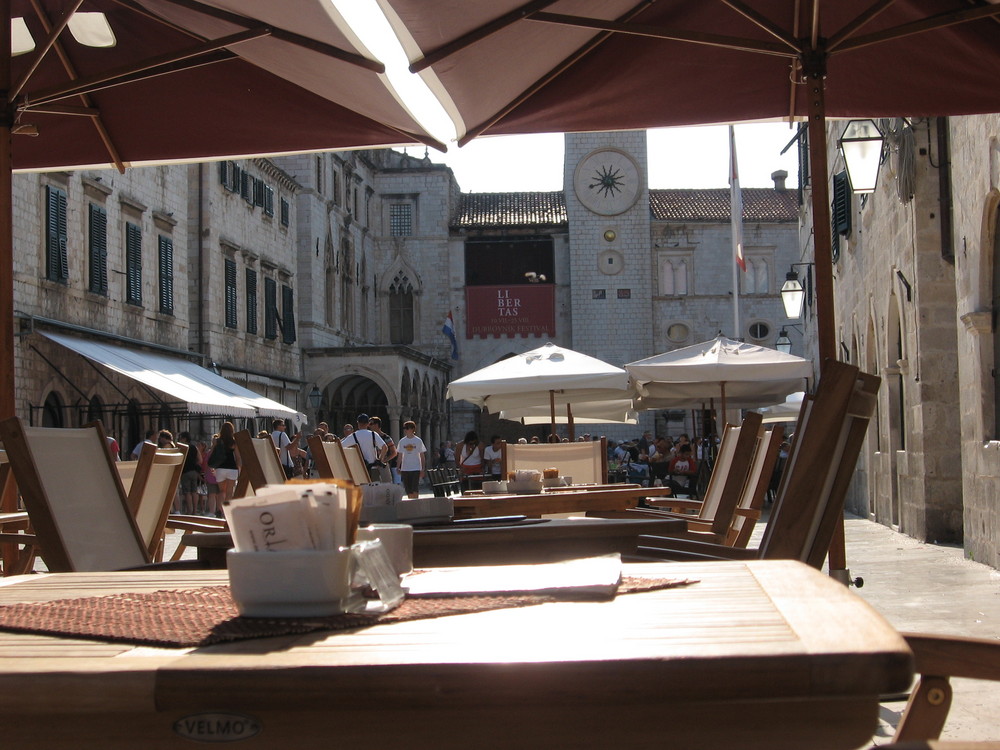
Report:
0,560,912,749
180,516,688,568
412,516,686,566
453,484,673,518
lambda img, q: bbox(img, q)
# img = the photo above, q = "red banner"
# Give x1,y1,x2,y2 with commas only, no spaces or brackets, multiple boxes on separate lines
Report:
465,285,555,338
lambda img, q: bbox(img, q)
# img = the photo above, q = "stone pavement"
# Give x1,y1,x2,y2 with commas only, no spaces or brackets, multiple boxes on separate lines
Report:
160,512,1000,745
834,514,1000,746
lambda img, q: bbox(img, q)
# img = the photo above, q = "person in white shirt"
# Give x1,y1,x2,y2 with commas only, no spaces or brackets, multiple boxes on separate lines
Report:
482,435,503,479
396,421,427,498
340,413,387,481
270,419,294,479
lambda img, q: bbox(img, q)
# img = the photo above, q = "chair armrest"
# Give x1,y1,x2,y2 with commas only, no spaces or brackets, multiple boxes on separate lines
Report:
903,633,1000,683
168,513,227,528
166,518,229,534
637,534,757,560
732,508,762,520
644,498,700,511
0,532,37,544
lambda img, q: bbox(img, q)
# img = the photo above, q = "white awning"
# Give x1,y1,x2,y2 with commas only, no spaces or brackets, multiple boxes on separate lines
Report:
42,331,303,421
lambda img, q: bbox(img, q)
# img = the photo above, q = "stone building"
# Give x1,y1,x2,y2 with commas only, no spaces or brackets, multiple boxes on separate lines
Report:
825,113,1000,567
10,159,304,451
8,130,800,467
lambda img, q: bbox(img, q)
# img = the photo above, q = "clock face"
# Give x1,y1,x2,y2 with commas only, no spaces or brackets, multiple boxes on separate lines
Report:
573,148,642,216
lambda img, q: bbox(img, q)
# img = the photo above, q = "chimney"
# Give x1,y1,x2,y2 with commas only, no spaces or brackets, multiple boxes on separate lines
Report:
771,169,788,191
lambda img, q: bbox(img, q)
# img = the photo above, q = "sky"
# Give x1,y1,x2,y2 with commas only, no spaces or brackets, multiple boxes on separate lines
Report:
332,1,802,193
394,123,802,193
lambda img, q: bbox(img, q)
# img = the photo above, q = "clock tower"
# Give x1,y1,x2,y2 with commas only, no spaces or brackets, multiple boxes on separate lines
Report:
565,131,653,369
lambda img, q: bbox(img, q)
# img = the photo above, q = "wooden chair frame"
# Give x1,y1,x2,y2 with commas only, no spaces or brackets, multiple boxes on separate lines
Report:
500,437,609,484
233,430,286,497
126,442,188,560
0,418,149,572
342,444,373,485
637,360,880,568
590,413,763,545
308,435,354,482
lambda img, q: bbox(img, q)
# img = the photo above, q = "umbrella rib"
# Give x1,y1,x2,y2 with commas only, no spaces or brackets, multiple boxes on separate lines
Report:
826,0,898,52
10,0,84,99
833,2,1000,54
115,0,385,74
717,0,803,52
529,12,796,56
23,0,126,173
409,0,565,73
23,28,268,108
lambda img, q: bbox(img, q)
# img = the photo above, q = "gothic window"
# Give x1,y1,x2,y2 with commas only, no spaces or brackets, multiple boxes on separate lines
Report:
88,203,108,295
658,256,688,296
742,256,770,295
389,273,415,345
45,185,68,283
125,221,142,305
157,235,173,315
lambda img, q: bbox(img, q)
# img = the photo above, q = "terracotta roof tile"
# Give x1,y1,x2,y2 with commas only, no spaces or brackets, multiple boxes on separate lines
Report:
649,188,798,222
453,192,567,228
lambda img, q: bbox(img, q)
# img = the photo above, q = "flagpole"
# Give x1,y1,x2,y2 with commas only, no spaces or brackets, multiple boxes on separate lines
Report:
729,126,744,340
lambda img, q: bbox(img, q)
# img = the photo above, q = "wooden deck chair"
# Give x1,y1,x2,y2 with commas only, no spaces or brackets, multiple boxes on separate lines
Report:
0,418,150,572
879,633,1000,748
594,421,783,548
308,435,354,482
342,444,373,485
233,430,286,497
501,437,608,484
637,360,880,568
0,448,34,576
125,442,187,561
427,467,462,496
589,413,762,545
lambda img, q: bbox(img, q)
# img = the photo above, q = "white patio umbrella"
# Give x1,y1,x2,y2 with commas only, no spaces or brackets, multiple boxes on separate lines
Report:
626,335,813,415
759,392,806,424
499,398,638,426
447,342,634,438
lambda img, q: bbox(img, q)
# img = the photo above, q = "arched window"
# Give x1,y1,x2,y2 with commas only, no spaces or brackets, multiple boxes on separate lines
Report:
389,272,415,345
659,258,688,296
42,392,64,427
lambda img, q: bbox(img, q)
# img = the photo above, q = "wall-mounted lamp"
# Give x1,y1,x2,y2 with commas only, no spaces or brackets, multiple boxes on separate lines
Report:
780,263,814,320
839,119,885,194
308,385,322,410
775,328,793,355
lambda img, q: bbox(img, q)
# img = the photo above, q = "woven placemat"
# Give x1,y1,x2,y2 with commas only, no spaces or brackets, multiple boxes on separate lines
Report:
0,576,695,648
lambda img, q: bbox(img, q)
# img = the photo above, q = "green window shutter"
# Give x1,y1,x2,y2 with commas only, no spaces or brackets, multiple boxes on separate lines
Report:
264,185,274,217
281,284,296,344
125,221,142,305
224,258,238,329
158,236,174,315
831,171,851,262
45,186,68,283
245,268,258,334
280,197,290,227
264,277,277,339
88,203,108,295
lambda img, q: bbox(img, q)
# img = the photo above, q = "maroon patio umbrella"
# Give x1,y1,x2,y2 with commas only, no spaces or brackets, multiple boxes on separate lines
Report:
0,0,445,420
380,0,1000,580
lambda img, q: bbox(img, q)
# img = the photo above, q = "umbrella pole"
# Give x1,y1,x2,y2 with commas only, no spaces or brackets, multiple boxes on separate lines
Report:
566,402,575,441
0,0,13,421
804,52,850,585
549,390,556,442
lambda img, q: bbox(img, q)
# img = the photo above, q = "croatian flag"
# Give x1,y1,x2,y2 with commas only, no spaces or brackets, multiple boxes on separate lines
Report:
442,311,458,360
729,125,746,272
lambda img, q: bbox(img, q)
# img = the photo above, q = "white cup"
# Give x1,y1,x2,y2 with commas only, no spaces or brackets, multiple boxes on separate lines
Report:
356,523,413,576
227,548,352,617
